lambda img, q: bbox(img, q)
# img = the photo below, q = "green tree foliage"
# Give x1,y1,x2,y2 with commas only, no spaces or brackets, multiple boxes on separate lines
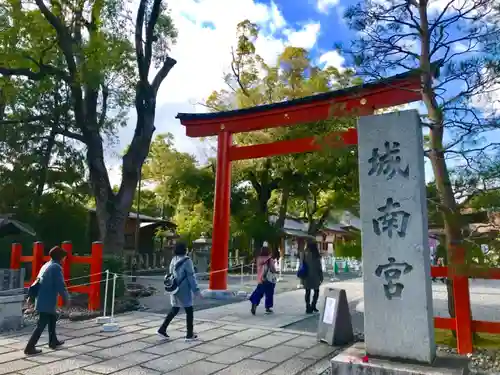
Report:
335,235,362,260
341,0,500,249
206,20,362,253
0,0,178,255
142,134,215,245
340,0,500,319
174,203,212,247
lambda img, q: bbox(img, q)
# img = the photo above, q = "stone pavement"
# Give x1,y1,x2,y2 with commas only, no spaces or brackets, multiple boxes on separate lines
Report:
193,280,363,330
135,273,358,315
285,277,500,334
0,311,338,375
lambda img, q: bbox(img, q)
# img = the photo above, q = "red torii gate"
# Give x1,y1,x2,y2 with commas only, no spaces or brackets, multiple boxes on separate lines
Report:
176,63,440,291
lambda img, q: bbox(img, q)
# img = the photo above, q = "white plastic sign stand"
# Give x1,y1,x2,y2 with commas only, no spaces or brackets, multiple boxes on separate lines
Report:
317,288,354,346
96,270,111,324
102,273,119,332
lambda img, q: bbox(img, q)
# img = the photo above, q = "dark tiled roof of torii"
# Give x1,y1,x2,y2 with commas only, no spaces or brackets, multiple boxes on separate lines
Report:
176,60,443,122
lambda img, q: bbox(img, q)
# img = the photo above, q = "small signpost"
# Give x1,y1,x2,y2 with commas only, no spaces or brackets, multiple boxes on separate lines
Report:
317,288,354,346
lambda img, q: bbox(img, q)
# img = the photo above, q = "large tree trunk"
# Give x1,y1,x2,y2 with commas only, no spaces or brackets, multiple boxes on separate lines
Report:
33,129,56,213
419,0,463,322
89,85,157,256
100,208,128,255
0,88,6,121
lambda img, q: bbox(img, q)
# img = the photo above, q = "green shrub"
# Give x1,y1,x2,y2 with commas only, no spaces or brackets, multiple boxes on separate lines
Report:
336,240,362,260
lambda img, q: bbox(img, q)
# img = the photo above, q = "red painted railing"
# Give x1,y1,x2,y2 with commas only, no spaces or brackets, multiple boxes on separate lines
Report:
10,241,103,311
431,244,500,354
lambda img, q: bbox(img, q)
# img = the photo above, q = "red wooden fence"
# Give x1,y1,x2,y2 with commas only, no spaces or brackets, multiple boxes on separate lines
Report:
10,241,103,311
431,244,500,354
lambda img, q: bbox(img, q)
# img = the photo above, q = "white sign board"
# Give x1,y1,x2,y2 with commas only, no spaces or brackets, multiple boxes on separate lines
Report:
323,297,337,324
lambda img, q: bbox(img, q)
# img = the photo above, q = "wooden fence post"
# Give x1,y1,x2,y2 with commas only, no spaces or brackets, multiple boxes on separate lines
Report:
61,241,72,282
32,242,44,283
10,243,21,270
59,241,73,307
89,241,103,311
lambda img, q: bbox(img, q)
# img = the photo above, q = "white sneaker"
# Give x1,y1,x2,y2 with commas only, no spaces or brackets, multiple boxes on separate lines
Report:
185,334,198,342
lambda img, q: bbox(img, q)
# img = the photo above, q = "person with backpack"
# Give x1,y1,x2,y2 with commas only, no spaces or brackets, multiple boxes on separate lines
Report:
24,246,69,355
299,241,323,314
158,242,200,341
249,243,277,315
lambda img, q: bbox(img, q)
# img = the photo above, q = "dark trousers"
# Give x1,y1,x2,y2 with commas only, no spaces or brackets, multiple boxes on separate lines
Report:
305,288,319,310
160,306,194,337
26,312,58,350
249,281,275,309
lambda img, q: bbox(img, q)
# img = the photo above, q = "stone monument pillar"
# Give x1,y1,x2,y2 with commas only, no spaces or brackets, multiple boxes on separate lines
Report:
358,110,435,363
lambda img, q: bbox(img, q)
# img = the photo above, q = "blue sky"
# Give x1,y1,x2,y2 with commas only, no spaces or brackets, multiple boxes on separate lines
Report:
107,0,499,186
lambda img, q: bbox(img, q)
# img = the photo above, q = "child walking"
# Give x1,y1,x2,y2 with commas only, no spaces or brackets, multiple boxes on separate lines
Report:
249,244,277,315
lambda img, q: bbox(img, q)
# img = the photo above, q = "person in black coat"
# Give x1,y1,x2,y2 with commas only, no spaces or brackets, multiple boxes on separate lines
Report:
300,241,323,314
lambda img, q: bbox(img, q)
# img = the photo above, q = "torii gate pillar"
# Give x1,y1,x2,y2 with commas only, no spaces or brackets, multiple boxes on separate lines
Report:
210,131,232,290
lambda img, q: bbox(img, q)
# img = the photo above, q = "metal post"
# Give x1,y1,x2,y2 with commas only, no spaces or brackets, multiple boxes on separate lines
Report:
110,273,117,320
103,270,109,316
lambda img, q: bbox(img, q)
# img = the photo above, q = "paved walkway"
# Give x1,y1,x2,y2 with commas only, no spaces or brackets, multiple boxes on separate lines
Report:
0,311,337,375
135,274,305,314
284,277,500,334
135,273,359,315
6,274,496,375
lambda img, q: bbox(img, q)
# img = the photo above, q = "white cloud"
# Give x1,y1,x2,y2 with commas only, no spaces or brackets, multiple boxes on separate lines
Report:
157,1,323,106
427,0,467,12
317,0,340,14
108,0,324,186
284,23,321,50
471,70,500,118
157,0,287,106
318,50,345,70
270,2,286,32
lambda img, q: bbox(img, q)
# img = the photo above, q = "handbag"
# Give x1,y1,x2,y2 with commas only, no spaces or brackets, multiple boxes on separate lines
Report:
297,260,308,279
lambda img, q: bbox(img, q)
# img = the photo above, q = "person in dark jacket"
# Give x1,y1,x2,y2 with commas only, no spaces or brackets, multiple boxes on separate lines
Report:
25,246,69,355
300,241,324,314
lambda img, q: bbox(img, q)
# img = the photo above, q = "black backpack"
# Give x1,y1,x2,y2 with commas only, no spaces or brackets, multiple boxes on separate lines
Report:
164,257,190,294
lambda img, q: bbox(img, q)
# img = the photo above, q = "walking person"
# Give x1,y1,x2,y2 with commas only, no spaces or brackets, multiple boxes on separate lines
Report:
249,243,277,315
437,257,446,283
300,241,323,314
431,253,437,282
24,246,69,355
158,242,201,341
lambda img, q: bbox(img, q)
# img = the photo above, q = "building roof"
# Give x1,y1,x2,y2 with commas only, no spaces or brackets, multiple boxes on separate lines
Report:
87,208,176,227
283,228,316,239
269,212,360,236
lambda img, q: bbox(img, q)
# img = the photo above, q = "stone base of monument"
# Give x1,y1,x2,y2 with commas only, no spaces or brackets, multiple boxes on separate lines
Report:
0,293,25,331
201,289,236,300
331,343,469,375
